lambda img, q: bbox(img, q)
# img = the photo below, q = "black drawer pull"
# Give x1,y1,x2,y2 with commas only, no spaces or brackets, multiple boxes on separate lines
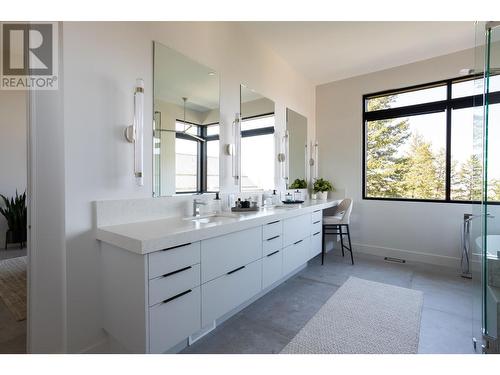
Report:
162,265,192,278
266,235,280,241
313,210,321,213
266,220,280,225
313,231,321,236
294,239,303,245
267,250,280,257
161,242,192,251
161,289,192,304
227,265,245,275
313,220,321,224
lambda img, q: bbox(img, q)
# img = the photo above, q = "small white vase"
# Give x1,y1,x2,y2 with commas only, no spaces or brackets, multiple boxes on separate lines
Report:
318,191,328,200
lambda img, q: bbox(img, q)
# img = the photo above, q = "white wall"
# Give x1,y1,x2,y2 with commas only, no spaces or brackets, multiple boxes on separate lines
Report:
316,48,484,268
0,91,27,247
60,21,315,353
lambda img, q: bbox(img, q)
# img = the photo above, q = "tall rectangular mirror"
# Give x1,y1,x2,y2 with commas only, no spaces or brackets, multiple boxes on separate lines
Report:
286,108,307,188
240,85,275,191
153,42,220,196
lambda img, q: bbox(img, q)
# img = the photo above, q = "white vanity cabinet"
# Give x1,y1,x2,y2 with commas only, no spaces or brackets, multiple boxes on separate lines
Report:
310,209,323,258
99,203,335,354
262,219,284,289
100,241,202,354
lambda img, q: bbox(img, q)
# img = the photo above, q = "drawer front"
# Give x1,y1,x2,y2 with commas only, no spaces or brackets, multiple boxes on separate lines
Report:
262,233,283,256
283,214,310,247
149,264,201,307
148,242,201,280
262,249,283,289
201,227,262,283
149,286,201,354
283,237,310,275
310,231,322,258
201,259,262,327
311,210,322,223
311,220,322,236
262,220,282,240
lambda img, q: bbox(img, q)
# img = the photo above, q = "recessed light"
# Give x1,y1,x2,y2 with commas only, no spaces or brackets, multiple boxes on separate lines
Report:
208,72,216,76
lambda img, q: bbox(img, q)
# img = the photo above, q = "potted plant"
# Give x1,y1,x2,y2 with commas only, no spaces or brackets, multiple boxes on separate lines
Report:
0,190,27,249
313,178,333,200
289,178,307,189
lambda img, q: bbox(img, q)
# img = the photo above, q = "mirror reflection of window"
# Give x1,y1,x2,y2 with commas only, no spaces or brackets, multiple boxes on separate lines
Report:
240,85,276,192
241,115,275,191
173,121,220,194
153,41,220,196
205,124,220,192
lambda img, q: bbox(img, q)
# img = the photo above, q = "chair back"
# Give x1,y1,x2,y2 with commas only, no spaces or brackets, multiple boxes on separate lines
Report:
330,198,353,225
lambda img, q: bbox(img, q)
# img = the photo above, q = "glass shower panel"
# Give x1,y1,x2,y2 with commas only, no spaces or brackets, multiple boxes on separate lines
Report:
473,22,500,353
471,22,486,352
484,24,500,351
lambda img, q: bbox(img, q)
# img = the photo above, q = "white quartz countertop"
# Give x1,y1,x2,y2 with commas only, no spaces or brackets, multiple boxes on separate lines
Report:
96,199,339,255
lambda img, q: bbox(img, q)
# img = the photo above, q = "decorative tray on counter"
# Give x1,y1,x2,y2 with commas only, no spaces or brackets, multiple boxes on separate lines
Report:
231,206,260,212
281,200,304,204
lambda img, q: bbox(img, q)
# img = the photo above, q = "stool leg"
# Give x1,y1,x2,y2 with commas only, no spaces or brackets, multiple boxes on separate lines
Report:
321,225,326,265
339,225,345,257
346,224,354,265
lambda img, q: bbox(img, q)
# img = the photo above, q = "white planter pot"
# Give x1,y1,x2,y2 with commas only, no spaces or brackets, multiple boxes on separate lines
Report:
317,191,328,200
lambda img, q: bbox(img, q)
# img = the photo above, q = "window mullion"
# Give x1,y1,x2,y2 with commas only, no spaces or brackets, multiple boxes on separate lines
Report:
445,82,452,201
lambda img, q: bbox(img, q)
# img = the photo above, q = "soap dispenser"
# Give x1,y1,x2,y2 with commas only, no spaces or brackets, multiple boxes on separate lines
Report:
271,189,279,205
213,192,222,213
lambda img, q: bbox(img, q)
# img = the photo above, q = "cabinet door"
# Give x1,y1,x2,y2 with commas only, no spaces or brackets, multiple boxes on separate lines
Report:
310,231,322,259
148,242,200,279
283,214,311,247
262,249,283,289
148,264,201,307
201,259,262,327
149,286,201,354
262,220,282,240
283,237,310,275
201,227,262,283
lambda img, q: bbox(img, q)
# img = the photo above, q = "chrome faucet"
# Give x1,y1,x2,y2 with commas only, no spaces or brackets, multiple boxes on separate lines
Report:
193,199,207,217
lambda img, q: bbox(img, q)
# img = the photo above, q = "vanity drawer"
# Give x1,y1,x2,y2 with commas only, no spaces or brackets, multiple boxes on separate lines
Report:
262,249,283,289
148,263,201,307
201,259,262,327
201,227,262,283
262,220,282,240
148,242,200,280
311,210,322,224
311,220,322,236
311,231,322,258
262,233,283,256
283,214,310,247
149,286,201,354
283,237,310,275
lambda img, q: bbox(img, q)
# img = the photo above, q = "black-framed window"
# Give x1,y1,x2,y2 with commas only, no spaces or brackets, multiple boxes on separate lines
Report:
175,121,219,194
241,113,275,191
363,75,500,203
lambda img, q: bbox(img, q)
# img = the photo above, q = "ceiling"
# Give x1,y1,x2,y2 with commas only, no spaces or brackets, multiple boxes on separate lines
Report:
155,42,219,112
239,22,477,85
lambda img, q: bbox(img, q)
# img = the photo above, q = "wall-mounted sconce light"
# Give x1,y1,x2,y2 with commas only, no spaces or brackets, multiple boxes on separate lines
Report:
229,113,241,185
278,130,289,182
125,79,145,186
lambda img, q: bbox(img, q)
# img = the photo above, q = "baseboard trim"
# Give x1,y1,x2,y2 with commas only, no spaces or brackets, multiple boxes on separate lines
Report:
352,242,463,269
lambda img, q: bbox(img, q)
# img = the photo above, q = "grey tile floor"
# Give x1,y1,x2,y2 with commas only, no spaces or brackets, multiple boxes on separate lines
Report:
182,250,478,354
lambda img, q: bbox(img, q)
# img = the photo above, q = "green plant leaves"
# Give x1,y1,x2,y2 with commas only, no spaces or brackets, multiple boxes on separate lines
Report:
0,190,27,233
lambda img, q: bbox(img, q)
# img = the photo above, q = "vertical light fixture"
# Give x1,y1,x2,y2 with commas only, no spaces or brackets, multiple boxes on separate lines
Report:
125,78,145,186
231,113,241,185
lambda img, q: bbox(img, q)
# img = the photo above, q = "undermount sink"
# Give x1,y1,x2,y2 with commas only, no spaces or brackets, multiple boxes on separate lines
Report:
185,213,240,224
